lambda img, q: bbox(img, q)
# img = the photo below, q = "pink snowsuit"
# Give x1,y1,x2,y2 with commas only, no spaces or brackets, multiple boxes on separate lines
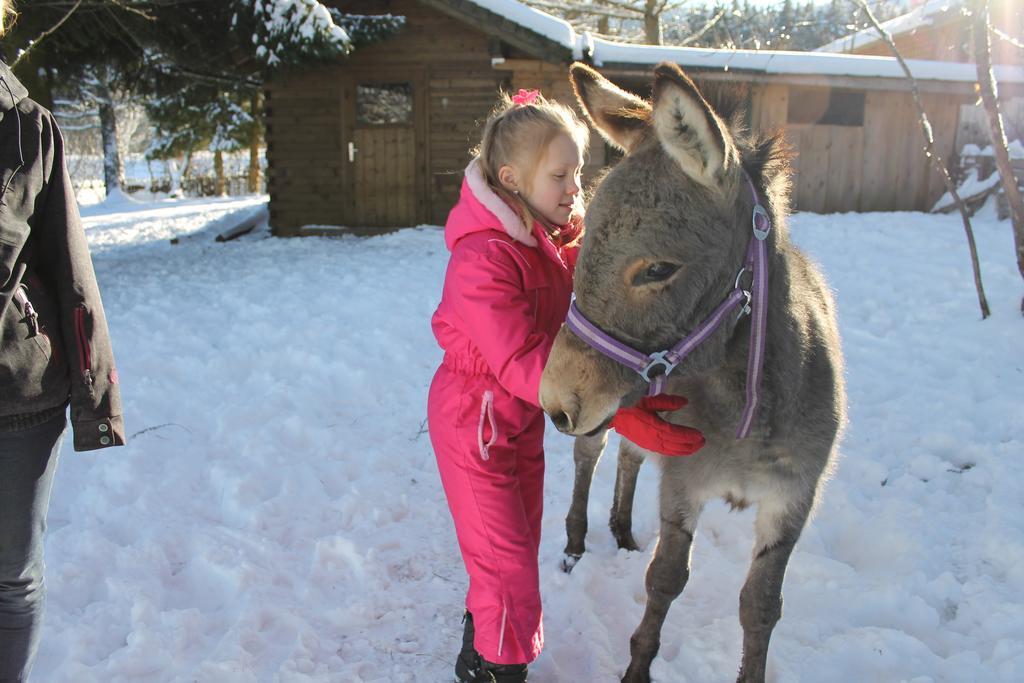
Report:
428,159,579,665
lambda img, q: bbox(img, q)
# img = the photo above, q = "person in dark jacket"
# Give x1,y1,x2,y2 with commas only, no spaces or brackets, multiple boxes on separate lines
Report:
0,6,126,679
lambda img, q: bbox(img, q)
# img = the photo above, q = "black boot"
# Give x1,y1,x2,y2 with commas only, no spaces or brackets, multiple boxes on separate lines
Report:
455,611,478,680
454,612,528,683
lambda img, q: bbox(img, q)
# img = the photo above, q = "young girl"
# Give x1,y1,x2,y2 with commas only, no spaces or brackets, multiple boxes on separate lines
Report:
428,89,700,682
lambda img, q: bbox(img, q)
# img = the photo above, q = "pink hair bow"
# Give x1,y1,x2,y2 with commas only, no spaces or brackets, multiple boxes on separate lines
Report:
511,88,540,106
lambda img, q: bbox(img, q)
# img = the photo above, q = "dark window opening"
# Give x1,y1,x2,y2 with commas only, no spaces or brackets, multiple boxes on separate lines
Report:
787,87,865,127
356,83,413,126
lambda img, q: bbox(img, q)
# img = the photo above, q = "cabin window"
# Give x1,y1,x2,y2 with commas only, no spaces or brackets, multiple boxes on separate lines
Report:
356,83,413,126
787,87,865,127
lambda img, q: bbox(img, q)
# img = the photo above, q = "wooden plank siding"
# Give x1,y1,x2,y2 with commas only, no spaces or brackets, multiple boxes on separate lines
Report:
827,125,863,213
852,22,971,62
427,68,508,224
774,88,963,213
264,71,345,234
751,83,788,133
353,127,417,226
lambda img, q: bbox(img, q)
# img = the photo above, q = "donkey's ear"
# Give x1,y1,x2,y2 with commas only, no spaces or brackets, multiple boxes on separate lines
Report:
651,62,735,186
569,62,651,153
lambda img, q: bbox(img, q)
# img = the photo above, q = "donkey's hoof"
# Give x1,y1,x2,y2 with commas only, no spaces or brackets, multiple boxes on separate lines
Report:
736,670,766,683
561,553,583,573
610,520,640,552
614,533,640,552
621,664,651,683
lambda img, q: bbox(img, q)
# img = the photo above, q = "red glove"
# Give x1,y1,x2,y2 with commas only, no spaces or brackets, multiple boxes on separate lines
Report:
609,394,705,457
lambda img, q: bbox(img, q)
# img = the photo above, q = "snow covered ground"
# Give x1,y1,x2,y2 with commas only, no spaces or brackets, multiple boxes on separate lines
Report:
31,193,1023,682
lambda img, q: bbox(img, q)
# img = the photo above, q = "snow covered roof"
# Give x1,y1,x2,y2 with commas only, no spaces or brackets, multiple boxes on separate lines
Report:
464,0,577,54
585,36,1024,85
816,0,964,54
459,0,1024,86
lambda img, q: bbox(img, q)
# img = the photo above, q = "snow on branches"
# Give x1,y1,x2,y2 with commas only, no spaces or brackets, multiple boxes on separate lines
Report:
237,0,352,67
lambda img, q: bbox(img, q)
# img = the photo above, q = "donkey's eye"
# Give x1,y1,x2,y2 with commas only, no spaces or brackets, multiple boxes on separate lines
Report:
634,262,680,286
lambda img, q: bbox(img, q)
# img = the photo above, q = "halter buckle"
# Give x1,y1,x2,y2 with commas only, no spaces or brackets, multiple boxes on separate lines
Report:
737,290,752,321
640,350,678,383
733,268,753,321
752,205,771,241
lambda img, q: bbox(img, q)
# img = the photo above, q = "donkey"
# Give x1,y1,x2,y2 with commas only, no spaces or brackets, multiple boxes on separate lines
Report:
540,62,846,683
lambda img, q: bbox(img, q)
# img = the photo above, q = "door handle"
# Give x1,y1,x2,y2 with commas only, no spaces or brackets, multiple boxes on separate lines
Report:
348,142,358,162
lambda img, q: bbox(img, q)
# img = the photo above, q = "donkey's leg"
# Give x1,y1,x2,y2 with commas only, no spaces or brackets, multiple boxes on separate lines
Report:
610,440,645,551
622,483,702,683
562,429,609,572
735,491,815,683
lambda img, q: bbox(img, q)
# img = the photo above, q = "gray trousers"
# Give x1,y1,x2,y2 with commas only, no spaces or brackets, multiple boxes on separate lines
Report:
0,412,65,683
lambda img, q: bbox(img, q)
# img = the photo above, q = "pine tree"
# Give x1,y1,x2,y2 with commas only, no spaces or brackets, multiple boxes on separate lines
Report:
3,1,401,197
140,4,402,196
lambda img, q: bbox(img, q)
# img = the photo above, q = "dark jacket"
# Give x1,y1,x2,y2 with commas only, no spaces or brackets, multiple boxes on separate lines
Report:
0,60,125,451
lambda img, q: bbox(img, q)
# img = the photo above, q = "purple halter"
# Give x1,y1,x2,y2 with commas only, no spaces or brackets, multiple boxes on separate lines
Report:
565,174,772,439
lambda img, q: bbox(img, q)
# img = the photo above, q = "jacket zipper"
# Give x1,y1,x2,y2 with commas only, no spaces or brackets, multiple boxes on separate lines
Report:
13,286,39,338
74,304,93,386
477,391,497,461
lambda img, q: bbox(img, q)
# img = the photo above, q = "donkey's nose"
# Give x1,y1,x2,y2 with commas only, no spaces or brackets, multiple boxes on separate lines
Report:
547,409,575,434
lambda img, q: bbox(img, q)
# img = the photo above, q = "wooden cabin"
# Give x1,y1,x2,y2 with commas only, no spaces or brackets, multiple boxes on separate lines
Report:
264,0,1024,236
817,0,1022,64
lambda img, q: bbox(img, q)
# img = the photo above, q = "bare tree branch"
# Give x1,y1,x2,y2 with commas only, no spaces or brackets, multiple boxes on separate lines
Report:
11,0,84,69
992,27,1024,51
680,9,726,46
108,0,157,19
971,0,1024,313
854,0,990,319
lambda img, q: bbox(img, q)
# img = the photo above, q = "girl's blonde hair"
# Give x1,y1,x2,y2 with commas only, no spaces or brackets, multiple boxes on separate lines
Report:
473,89,590,233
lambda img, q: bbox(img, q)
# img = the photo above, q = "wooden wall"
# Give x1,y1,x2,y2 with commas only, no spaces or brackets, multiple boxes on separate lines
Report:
264,68,346,235
751,83,962,213
425,65,508,226
852,23,970,62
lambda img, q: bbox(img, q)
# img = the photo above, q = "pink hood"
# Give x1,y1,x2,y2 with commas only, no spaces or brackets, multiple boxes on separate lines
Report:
444,158,539,251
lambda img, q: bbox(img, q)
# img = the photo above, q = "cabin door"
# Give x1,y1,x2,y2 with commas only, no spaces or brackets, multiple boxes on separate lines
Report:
343,75,423,229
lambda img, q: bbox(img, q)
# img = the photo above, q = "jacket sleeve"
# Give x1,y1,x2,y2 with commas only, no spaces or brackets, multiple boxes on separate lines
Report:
34,112,125,451
447,241,552,407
